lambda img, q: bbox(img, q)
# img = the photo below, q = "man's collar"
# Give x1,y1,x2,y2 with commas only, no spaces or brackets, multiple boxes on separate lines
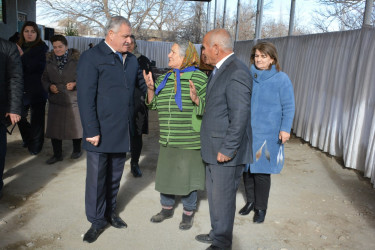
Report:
215,52,234,69
104,40,117,53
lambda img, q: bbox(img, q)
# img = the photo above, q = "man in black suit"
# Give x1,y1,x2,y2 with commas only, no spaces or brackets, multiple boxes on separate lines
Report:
77,16,145,243
127,35,151,177
0,38,23,199
195,29,253,250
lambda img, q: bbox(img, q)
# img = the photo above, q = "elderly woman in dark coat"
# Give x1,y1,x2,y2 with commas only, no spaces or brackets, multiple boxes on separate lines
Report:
17,21,49,155
42,35,83,164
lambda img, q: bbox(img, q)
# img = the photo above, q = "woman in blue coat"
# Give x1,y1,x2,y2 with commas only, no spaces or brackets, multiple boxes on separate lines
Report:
239,42,295,223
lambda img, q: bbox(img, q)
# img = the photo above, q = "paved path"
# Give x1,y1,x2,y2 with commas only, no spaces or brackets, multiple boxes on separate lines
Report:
1,111,374,250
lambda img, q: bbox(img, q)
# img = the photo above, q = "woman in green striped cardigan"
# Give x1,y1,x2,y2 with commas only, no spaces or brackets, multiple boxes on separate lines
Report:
143,41,207,230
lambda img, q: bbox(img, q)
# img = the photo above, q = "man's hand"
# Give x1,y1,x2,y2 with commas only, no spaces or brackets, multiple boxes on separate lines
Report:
50,84,59,94
217,152,231,163
189,80,199,105
279,131,290,144
66,82,76,91
86,135,100,147
5,113,21,125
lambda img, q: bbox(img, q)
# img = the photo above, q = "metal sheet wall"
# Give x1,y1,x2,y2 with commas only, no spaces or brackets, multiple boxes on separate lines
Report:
60,28,375,187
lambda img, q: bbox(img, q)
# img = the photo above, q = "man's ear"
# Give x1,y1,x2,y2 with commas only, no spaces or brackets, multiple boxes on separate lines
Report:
213,44,219,55
108,30,114,41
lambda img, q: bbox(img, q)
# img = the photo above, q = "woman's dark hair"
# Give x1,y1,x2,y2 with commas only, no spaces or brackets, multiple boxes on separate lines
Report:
17,21,43,47
250,42,281,71
50,35,68,46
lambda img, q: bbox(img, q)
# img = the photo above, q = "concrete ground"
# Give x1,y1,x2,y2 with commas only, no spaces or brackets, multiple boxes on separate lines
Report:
0,110,375,250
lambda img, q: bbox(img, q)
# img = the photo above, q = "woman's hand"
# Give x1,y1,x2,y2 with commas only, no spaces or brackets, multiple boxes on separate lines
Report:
189,80,199,105
143,70,155,104
279,131,290,144
66,82,76,91
16,44,23,56
50,84,59,94
143,70,154,90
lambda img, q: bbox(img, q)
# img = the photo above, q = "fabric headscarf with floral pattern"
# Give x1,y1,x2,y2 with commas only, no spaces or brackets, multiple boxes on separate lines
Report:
155,41,200,111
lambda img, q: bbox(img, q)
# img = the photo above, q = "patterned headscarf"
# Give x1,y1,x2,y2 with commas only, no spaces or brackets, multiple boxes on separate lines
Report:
179,41,200,70
155,41,200,111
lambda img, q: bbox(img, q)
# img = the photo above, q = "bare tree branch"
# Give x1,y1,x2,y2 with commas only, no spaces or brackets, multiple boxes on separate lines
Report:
313,0,375,31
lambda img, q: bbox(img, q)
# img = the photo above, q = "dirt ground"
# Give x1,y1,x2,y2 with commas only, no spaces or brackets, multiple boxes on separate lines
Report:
1,110,375,250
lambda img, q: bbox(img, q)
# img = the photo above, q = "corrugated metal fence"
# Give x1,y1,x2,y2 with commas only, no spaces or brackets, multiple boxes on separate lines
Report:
58,28,375,187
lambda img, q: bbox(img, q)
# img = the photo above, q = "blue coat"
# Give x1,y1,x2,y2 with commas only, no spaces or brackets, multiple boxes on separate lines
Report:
246,64,295,174
77,40,144,153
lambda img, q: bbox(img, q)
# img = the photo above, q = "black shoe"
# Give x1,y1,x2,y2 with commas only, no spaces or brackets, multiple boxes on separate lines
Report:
46,155,63,164
29,146,42,155
29,150,40,155
239,201,254,215
130,162,142,177
179,212,194,230
150,208,174,223
71,151,82,159
83,226,104,243
206,245,224,250
108,214,127,228
195,234,213,244
253,209,267,223
206,245,231,250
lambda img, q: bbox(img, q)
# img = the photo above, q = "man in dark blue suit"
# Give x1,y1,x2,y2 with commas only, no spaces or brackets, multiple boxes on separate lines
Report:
77,16,145,243
195,29,253,250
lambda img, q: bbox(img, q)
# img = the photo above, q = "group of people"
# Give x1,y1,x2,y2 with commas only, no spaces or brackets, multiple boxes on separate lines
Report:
2,21,82,161
0,15,295,250
3,21,147,168
76,16,295,250
0,20,147,199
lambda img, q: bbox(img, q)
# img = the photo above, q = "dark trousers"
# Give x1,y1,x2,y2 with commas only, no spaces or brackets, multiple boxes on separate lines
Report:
206,163,244,249
243,171,271,210
85,151,127,229
0,124,6,192
51,138,82,157
18,102,46,153
130,133,142,164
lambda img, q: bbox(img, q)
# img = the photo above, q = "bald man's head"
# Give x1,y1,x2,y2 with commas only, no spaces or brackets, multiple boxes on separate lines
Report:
207,29,233,52
201,29,234,66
